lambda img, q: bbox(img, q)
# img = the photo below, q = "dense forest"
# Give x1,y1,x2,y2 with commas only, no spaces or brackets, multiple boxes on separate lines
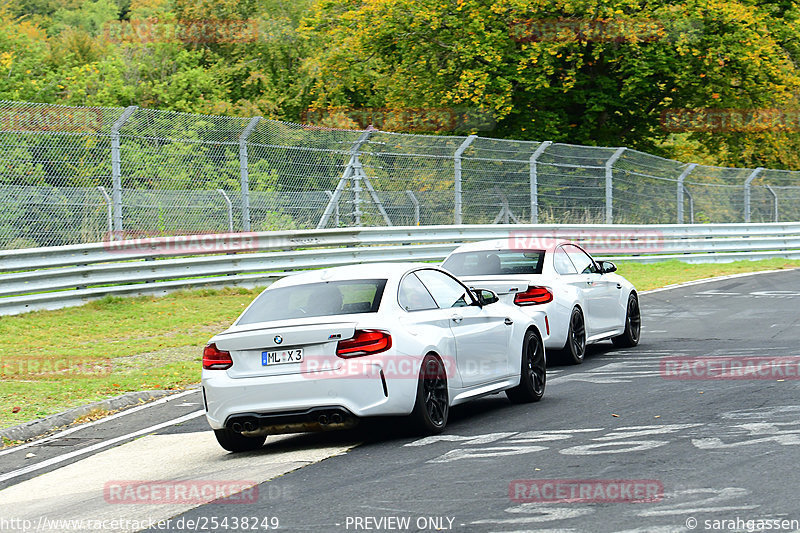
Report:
3,0,800,169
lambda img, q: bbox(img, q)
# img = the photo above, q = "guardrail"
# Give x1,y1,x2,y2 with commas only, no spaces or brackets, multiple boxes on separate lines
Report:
2,223,800,316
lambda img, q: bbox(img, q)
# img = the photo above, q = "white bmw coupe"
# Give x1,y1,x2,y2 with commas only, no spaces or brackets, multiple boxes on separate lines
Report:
442,240,640,365
202,263,548,452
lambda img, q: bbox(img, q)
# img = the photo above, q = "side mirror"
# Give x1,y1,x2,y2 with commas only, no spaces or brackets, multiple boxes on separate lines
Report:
599,261,617,274
472,288,500,306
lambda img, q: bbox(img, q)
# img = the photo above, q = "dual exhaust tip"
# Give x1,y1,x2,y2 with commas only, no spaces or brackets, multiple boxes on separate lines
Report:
231,419,258,433
317,413,343,425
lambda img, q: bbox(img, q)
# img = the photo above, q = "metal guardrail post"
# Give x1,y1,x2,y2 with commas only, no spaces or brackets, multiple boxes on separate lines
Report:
454,135,477,225
406,190,420,225
605,148,626,224
97,186,113,236
676,163,697,224
239,117,261,232
744,167,764,223
216,189,233,232
765,184,778,222
529,141,552,223
110,106,138,239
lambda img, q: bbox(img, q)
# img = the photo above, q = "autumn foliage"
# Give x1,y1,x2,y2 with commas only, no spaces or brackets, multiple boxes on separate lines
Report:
3,0,800,168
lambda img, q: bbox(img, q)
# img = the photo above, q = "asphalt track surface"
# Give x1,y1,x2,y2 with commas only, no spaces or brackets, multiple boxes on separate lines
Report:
1,269,800,533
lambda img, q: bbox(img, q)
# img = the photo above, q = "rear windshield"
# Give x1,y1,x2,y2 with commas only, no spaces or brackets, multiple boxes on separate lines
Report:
442,250,545,276
237,279,388,324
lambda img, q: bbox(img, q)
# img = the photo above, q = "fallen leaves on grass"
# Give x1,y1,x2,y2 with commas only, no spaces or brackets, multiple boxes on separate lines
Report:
74,407,115,424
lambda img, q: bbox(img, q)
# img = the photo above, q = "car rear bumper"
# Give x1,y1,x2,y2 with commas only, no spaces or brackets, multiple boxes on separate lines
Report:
202,362,419,431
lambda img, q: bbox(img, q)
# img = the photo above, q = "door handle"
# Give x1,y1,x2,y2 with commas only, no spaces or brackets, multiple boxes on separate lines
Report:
504,318,513,326
451,314,463,323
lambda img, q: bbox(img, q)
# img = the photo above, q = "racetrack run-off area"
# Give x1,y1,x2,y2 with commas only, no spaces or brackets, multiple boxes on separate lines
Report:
0,269,799,532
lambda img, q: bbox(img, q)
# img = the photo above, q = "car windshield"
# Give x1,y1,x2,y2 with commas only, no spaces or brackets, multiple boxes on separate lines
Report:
442,250,545,276
237,279,387,324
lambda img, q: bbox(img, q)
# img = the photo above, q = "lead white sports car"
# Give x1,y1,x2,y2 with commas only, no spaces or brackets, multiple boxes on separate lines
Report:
441,240,640,365
202,263,548,452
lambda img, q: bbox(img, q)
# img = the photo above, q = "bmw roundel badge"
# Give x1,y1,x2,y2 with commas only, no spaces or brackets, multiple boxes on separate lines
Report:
274,335,283,344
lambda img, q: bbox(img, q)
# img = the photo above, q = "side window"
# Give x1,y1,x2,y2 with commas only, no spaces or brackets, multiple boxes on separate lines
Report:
553,246,578,275
415,269,474,308
565,244,598,274
398,273,438,312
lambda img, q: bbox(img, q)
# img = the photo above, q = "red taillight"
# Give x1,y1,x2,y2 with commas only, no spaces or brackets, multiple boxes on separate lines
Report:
514,286,554,306
545,315,550,335
336,330,392,358
203,343,233,370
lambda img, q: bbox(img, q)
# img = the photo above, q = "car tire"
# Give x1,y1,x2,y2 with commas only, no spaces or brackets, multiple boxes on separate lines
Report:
410,354,449,434
560,306,587,365
506,329,546,403
214,428,266,453
612,293,641,347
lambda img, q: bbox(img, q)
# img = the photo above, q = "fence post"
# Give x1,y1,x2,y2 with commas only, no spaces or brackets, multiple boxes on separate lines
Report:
676,163,697,224
683,185,695,223
604,147,626,224
454,135,477,225
324,191,340,227
216,189,233,232
110,106,138,239
358,165,393,227
317,130,374,229
765,184,778,222
406,190,420,225
97,186,113,236
529,141,552,224
239,117,261,232
744,167,764,223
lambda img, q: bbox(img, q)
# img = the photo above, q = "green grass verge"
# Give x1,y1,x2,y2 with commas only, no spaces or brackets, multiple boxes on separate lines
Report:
614,258,800,291
0,287,261,430
1,258,799,431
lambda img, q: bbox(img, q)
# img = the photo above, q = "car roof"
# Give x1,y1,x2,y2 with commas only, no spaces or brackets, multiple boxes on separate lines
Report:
270,262,440,288
447,238,569,254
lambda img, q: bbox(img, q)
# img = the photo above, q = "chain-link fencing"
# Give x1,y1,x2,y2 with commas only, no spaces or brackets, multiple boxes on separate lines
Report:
2,100,800,249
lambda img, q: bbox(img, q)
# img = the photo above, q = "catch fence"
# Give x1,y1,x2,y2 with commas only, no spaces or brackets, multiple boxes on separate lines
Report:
2,100,800,249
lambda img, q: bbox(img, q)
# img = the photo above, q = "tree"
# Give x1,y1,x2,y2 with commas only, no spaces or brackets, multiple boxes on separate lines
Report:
301,0,800,167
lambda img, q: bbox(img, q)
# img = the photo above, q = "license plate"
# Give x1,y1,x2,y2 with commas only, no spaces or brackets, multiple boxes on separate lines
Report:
262,348,303,366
